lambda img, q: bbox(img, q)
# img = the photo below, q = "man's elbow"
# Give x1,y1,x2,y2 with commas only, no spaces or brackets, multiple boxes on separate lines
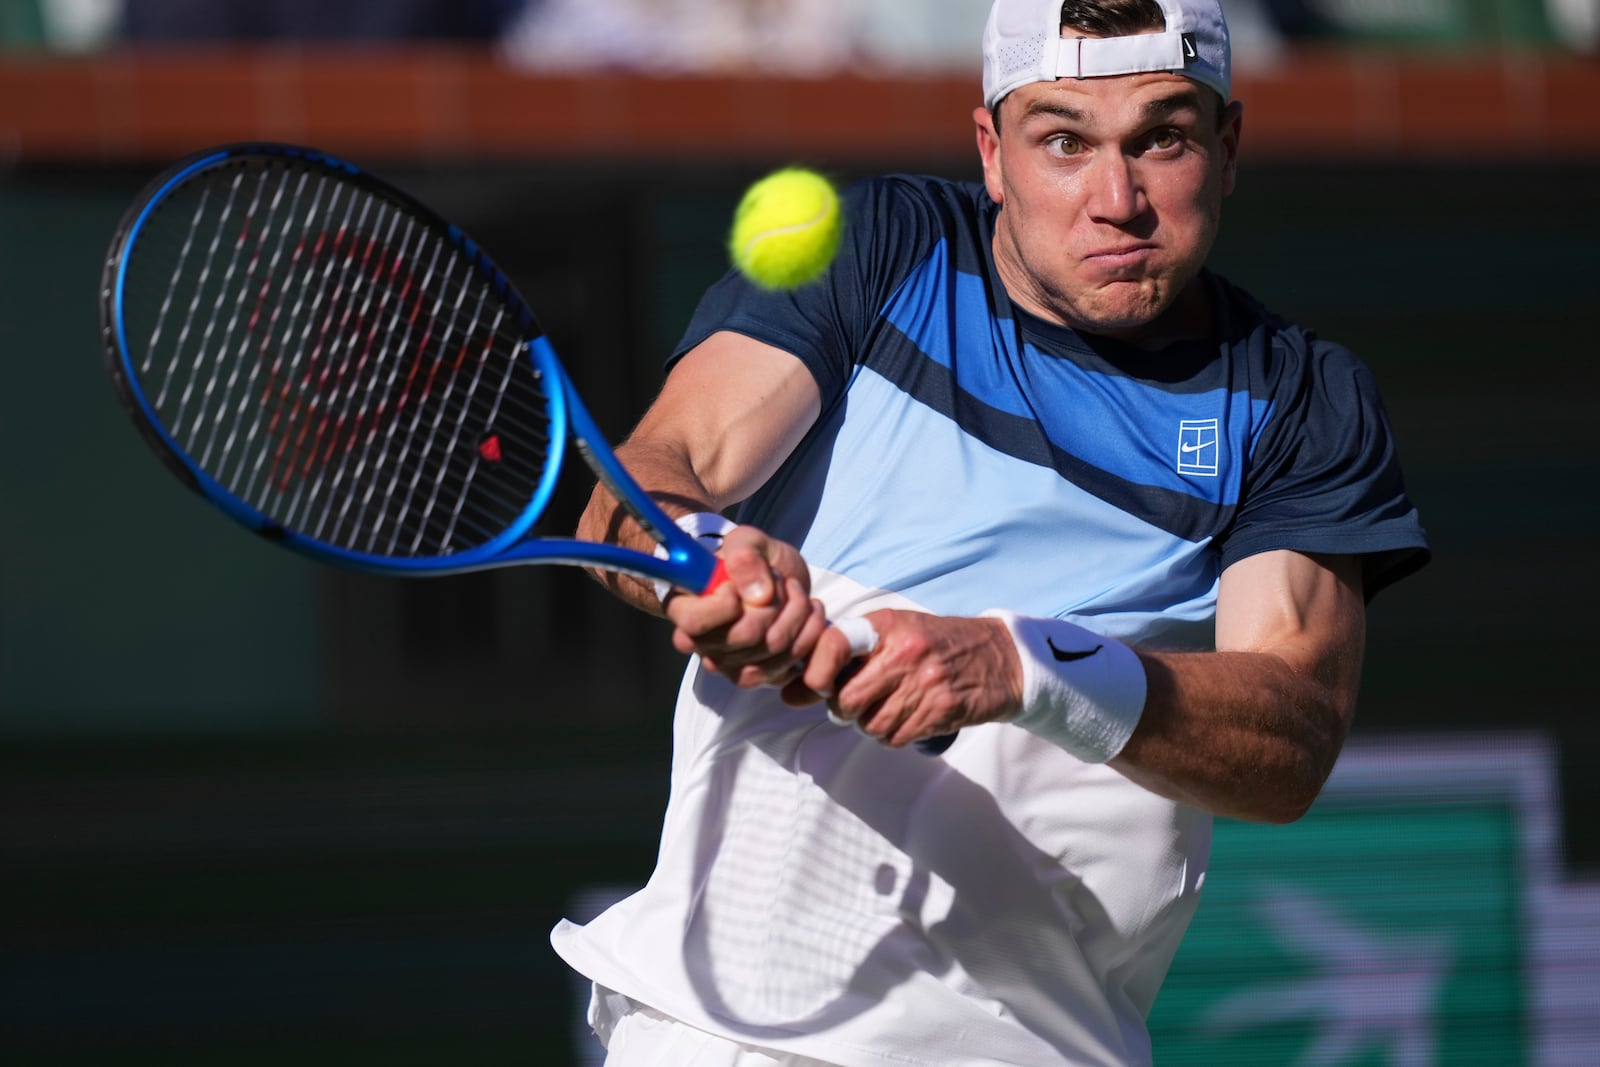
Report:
1251,785,1322,825
1246,731,1347,825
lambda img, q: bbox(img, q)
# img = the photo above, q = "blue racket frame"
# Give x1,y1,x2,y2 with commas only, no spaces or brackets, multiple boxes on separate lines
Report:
102,142,722,594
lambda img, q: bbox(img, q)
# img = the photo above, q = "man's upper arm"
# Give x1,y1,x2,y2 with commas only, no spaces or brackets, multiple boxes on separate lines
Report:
628,330,823,511
1215,549,1368,718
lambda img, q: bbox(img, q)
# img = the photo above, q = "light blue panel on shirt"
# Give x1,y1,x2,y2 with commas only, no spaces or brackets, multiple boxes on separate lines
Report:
754,369,1220,643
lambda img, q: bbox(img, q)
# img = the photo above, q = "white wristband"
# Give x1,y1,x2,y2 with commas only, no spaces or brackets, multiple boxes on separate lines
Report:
983,610,1147,763
652,512,737,603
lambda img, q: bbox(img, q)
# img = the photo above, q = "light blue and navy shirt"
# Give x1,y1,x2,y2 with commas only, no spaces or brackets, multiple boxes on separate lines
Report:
675,174,1429,640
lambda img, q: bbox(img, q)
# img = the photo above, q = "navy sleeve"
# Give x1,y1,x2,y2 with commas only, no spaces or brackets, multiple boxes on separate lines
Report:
1222,336,1430,600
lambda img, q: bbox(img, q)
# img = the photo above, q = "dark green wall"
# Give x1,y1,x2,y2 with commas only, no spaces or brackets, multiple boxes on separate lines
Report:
0,172,325,734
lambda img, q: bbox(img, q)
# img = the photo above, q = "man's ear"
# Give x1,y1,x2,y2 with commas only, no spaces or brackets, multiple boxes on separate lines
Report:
1219,99,1244,197
974,104,1005,205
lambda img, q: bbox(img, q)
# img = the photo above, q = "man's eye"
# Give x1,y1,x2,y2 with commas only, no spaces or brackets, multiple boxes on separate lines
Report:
1050,135,1083,156
1150,129,1182,151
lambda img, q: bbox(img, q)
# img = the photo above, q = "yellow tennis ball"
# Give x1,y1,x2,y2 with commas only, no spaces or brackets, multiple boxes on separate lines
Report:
729,167,842,290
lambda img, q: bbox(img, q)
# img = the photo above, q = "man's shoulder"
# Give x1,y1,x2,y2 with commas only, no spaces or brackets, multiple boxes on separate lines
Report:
846,173,991,226
1206,271,1365,374
834,174,996,293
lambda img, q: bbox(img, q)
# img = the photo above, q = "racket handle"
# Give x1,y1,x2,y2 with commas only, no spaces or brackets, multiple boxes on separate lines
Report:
832,616,879,658
702,557,731,594
695,564,955,756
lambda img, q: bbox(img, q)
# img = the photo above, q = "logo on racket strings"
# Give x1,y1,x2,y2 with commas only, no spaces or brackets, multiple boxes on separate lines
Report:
257,226,499,493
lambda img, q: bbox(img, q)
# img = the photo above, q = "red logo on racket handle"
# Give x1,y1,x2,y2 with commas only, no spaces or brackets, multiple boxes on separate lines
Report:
702,558,731,594
478,435,503,463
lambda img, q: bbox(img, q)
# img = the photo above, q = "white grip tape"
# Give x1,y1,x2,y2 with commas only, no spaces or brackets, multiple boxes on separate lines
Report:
983,610,1148,763
652,512,737,603
832,616,880,658
825,616,878,728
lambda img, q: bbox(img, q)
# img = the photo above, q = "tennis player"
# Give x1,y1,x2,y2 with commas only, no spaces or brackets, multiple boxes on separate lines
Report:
553,0,1430,1063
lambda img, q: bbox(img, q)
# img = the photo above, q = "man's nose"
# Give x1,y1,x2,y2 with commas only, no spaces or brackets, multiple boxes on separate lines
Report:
1084,152,1147,225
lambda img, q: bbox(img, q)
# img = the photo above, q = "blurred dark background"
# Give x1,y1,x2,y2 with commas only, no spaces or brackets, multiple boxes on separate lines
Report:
2,0,1598,1063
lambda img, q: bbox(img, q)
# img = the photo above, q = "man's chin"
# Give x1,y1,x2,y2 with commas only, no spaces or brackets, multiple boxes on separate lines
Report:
1078,279,1168,326
1069,300,1167,338
1073,303,1218,349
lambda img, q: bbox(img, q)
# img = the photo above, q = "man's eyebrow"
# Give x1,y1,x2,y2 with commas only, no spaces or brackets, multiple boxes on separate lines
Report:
1015,90,1206,127
1141,90,1205,120
1016,100,1089,125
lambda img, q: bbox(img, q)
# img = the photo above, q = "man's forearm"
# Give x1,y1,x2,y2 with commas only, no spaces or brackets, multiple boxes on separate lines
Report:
1111,647,1359,824
575,439,723,616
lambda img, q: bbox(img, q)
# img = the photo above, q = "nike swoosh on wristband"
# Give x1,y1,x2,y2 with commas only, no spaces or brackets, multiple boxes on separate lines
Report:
1046,637,1103,662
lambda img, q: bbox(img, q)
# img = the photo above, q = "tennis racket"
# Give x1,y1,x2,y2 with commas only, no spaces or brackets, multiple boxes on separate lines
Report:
98,141,728,593
98,142,955,754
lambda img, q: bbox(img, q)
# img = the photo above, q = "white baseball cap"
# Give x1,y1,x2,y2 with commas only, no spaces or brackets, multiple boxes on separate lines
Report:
982,0,1231,110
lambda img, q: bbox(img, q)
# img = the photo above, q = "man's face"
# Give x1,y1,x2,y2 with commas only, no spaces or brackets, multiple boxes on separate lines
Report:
975,69,1242,343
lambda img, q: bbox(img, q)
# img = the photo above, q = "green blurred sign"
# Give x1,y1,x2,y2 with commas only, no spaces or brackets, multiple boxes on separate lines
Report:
1149,736,1569,1065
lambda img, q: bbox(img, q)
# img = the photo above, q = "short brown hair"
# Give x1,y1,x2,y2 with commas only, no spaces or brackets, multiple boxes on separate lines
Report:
1058,0,1166,37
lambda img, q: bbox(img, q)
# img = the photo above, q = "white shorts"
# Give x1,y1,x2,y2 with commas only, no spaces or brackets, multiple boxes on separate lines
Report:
596,991,841,1067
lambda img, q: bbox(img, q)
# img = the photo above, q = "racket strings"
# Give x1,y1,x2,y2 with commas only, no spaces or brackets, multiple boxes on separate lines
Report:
193,168,313,475
124,159,554,557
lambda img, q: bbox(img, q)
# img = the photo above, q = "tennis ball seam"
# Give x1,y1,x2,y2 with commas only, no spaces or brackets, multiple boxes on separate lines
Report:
735,201,836,262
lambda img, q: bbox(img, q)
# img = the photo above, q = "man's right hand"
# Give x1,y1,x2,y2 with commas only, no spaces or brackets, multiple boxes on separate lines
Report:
665,524,828,691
